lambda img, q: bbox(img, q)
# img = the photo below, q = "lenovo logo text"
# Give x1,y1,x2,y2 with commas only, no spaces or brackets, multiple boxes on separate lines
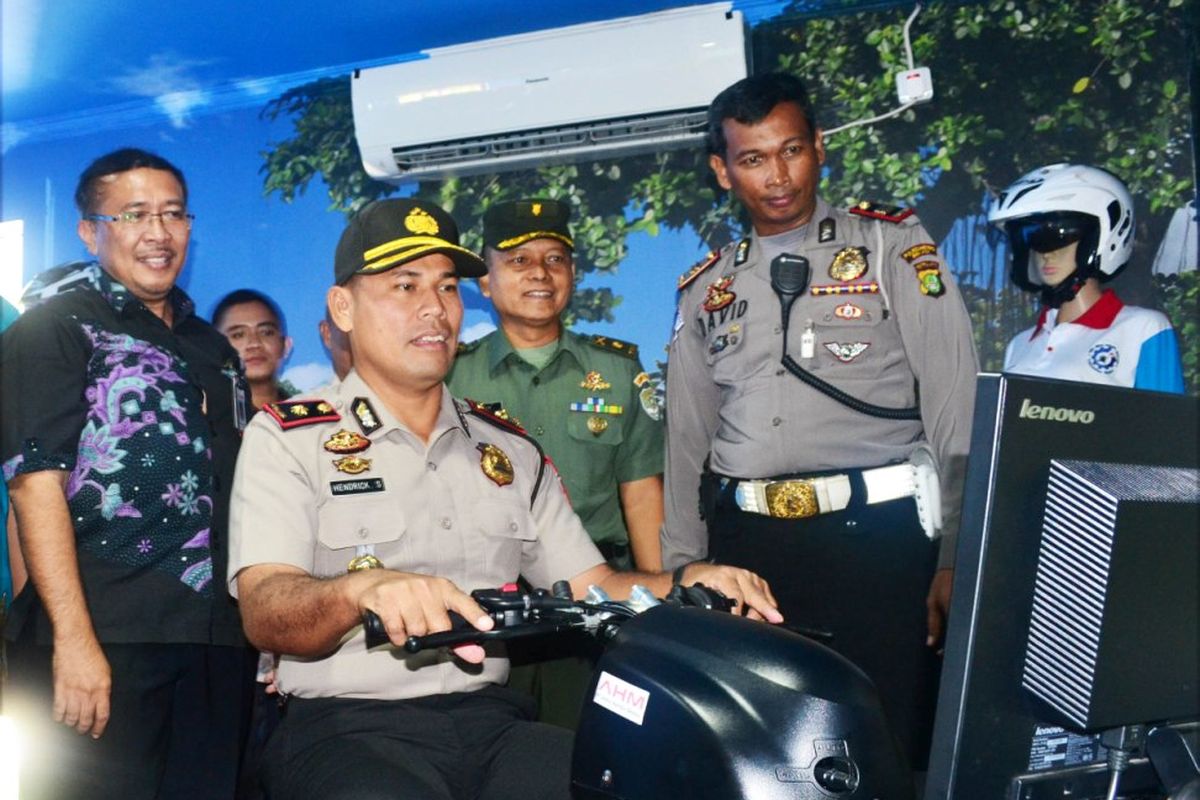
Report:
1018,398,1095,424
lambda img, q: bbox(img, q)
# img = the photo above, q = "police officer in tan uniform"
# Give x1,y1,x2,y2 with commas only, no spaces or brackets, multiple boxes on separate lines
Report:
662,73,978,771
228,198,780,800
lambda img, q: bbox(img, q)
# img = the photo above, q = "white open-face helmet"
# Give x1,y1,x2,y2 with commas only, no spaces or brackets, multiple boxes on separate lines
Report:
987,163,1135,306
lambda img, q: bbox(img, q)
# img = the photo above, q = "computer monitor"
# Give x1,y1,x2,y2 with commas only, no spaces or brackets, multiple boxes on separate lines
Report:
924,374,1199,800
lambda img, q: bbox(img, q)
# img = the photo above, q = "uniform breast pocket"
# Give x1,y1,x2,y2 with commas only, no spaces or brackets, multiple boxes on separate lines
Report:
566,411,626,448
813,300,898,381
315,497,406,577
469,499,535,580
705,320,757,383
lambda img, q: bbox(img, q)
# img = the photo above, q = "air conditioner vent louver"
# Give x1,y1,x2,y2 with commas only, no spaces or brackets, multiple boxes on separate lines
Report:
391,109,708,175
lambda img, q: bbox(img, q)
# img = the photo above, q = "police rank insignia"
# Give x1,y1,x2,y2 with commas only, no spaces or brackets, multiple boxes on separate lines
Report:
824,342,871,362
678,250,720,290
849,200,914,224
580,371,611,391
702,275,737,312
263,399,340,430
477,443,514,486
333,455,372,475
818,217,836,243
733,238,751,266
589,335,639,360
828,247,869,282
351,397,382,434
323,429,371,454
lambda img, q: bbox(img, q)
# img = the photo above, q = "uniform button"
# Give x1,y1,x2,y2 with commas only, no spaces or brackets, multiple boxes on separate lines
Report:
532,376,541,386
357,527,369,539
774,325,782,334
772,417,782,426
427,461,437,471
535,426,545,436
508,522,519,532
775,369,785,376
441,517,453,529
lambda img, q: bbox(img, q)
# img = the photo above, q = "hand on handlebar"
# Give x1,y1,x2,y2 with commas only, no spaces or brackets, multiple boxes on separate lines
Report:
355,571,493,664
679,563,783,624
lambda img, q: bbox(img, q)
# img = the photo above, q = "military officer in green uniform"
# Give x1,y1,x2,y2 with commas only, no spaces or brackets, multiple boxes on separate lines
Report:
447,198,666,728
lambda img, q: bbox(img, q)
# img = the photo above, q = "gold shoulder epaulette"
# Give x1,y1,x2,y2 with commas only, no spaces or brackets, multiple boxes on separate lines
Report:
677,250,721,290
588,335,639,360
465,399,527,435
849,200,915,224
457,338,483,355
262,399,340,430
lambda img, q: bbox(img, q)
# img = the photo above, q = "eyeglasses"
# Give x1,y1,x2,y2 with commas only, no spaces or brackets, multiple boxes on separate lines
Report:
85,209,195,230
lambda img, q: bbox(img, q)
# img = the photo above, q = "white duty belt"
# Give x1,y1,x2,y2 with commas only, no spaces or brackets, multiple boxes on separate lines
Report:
730,453,943,539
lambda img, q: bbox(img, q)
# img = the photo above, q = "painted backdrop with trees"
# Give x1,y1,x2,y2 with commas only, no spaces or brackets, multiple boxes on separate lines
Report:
261,0,1197,392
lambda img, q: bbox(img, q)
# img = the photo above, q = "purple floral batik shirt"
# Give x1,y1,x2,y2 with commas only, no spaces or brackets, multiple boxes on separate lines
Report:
1,264,247,646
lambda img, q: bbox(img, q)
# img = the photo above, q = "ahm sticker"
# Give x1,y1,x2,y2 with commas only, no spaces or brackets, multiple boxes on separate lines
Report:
592,670,650,725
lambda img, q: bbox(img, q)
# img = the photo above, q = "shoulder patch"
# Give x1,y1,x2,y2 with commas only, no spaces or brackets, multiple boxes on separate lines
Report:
588,335,639,360
849,200,915,224
263,399,340,430
677,250,721,290
457,338,483,355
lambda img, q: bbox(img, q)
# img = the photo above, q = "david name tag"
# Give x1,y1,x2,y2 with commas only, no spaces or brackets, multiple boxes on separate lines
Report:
330,478,386,496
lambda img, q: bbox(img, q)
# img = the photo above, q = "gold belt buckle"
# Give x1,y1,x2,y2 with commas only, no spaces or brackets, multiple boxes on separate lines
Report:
764,480,819,519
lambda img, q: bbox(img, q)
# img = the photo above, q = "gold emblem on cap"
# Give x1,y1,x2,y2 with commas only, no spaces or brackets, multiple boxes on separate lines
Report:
580,371,611,391
532,202,543,216
333,455,372,475
477,443,514,486
587,416,609,436
829,247,869,282
324,429,371,454
404,207,439,236
347,554,384,572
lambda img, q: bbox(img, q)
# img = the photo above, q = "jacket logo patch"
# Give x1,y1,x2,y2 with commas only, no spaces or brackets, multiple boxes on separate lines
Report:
1088,343,1119,374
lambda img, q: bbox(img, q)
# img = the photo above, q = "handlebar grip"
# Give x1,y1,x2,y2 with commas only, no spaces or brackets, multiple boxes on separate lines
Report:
362,609,473,651
363,609,390,649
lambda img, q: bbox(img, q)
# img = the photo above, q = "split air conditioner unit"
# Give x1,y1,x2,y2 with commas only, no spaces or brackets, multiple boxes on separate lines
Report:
351,3,747,184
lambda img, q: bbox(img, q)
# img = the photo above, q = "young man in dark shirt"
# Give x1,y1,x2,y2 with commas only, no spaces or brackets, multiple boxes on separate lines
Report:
1,148,254,799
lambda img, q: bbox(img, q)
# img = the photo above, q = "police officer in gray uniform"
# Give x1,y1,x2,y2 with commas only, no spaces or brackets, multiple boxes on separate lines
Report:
662,73,979,770
228,198,781,800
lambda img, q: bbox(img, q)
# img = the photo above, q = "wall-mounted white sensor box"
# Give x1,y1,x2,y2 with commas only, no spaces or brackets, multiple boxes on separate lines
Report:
895,67,934,104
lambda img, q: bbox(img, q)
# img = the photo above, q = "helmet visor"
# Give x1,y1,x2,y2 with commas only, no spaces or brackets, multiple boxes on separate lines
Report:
1011,212,1094,254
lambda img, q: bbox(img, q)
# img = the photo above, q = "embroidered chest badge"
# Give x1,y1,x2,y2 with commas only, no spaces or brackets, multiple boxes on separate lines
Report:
478,442,515,486
580,371,611,391
833,302,864,320
1088,343,1119,374
824,342,870,362
828,246,869,282
323,429,371,454
702,275,737,312
333,455,372,475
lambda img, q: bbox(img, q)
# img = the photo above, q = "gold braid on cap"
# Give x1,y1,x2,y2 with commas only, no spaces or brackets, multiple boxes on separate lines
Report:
359,235,478,274
496,231,574,250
